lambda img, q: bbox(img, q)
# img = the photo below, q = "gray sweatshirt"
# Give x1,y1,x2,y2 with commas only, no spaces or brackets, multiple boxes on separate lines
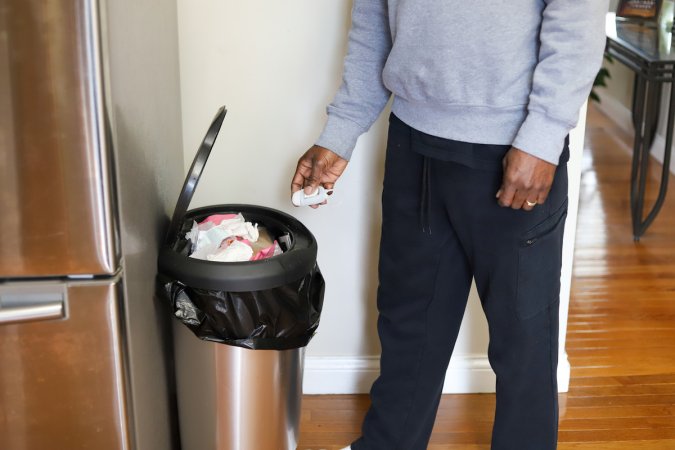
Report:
316,0,609,165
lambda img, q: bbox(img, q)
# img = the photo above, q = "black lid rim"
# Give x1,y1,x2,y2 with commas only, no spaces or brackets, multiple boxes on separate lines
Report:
159,204,319,292
157,246,318,291
165,106,227,244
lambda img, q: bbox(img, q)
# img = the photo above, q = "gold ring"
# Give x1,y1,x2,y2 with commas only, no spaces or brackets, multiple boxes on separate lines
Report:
526,200,537,207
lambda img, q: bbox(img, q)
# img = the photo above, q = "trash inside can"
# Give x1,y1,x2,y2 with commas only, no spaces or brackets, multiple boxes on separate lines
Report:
156,106,325,450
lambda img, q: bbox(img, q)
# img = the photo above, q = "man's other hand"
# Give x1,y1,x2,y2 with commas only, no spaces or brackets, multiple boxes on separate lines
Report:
291,145,348,209
496,147,557,211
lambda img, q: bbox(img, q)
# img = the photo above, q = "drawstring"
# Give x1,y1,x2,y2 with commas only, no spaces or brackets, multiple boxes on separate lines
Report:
420,156,432,234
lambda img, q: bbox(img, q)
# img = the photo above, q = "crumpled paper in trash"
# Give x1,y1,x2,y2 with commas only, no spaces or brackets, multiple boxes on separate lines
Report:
206,238,254,262
186,213,282,262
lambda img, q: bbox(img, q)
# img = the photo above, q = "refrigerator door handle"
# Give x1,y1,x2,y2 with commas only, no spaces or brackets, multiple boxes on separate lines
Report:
0,286,66,325
0,301,65,325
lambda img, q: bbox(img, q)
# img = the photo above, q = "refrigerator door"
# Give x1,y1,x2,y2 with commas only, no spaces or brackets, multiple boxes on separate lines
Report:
0,0,118,278
0,279,131,450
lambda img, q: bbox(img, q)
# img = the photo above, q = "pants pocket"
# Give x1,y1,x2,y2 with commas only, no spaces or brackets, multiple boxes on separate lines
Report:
515,199,568,320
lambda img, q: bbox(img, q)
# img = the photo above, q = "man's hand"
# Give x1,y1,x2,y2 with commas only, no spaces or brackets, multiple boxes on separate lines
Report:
291,145,348,209
496,147,557,211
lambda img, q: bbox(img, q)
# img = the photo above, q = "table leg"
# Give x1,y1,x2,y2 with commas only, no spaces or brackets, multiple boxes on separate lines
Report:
633,79,660,240
630,74,661,148
630,76,647,215
632,74,638,128
631,79,675,240
639,83,675,235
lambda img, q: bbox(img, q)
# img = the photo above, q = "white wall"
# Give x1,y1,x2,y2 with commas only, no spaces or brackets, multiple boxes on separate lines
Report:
176,0,583,394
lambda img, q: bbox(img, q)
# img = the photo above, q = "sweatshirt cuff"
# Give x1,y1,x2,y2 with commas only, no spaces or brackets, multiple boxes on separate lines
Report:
512,110,571,166
315,114,367,161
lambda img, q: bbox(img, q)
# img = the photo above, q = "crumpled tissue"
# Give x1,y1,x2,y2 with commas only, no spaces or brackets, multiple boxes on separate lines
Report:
186,213,282,262
187,213,259,260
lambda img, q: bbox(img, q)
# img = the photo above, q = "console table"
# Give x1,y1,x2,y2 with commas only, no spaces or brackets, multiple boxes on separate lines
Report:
605,13,675,240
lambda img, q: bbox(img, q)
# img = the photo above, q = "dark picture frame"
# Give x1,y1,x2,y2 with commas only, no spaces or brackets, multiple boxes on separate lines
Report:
617,0,660,20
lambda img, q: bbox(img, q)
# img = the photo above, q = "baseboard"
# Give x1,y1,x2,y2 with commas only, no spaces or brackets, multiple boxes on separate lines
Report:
558,352,571,393
303,352,572,395
302,355,381,395
595,92,675,175
649,133,675,175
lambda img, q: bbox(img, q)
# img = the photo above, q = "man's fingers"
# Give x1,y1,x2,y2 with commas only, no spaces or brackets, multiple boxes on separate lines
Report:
522,195,537,211
521,186,549,211
304,156,324,194
498,184,517,208
291,146,346,209
291,169,307,194
501,187,549,211
498,146,557,211
291,158,312,194
511,189,529,210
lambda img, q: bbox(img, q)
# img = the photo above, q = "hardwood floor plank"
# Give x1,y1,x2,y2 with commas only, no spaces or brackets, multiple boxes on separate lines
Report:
558,442,675,450
559,404,675,420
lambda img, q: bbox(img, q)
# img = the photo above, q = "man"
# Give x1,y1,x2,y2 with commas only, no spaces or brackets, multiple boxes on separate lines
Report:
291,1,608,449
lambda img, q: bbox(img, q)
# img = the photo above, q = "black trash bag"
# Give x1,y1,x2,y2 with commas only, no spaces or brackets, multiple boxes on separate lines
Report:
157,267,324,350
157,204,325,351
156,106,325,350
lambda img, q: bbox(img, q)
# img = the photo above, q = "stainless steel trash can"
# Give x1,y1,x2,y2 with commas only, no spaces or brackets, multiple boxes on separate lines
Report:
173,321,305,450
157,106,324,450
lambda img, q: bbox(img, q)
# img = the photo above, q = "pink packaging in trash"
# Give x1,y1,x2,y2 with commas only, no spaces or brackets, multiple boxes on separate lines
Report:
194,214,284,261
199,214,239,226
251,241,283,261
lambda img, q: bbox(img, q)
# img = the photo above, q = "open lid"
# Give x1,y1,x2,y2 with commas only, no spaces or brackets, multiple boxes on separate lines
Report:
165,106,227,244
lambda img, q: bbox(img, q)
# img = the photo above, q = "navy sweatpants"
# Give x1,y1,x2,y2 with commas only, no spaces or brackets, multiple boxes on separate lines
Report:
351,115,568,450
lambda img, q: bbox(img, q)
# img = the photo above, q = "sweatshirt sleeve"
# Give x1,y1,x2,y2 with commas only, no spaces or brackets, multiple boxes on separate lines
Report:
512,0,609,165
315,0,392,161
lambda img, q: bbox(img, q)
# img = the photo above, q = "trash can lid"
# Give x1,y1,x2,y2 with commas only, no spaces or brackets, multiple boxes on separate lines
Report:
165,106,227,244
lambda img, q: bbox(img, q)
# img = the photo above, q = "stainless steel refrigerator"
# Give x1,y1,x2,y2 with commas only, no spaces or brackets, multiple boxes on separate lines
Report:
0,0,184,449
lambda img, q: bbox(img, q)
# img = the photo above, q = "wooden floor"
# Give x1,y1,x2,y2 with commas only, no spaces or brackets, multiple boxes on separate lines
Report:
298,105,675,450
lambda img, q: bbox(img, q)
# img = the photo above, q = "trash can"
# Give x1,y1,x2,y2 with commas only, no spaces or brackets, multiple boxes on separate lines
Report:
156,106,325,450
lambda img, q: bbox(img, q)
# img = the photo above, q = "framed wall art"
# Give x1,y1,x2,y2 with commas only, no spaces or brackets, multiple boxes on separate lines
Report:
617,0,659,20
